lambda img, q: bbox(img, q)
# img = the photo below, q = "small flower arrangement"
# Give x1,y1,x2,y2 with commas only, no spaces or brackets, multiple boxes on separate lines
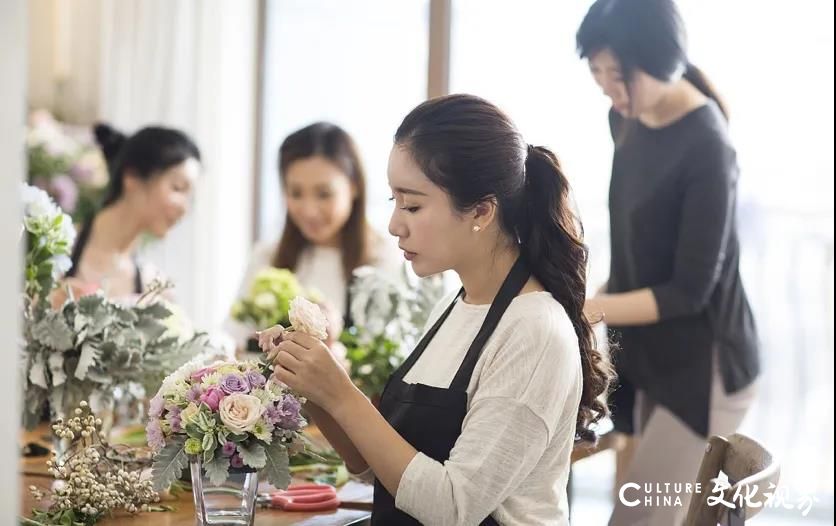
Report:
27,109,108,225
340,266,446,399
231,268,308,331
21,183,76,300
23,401,165,526
147,357,306,491
148,297,330,492
22,277,210,430
19,183,208,430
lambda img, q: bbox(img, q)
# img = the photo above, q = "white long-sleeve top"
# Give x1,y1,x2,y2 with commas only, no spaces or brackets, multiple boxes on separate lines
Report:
383,290,582,525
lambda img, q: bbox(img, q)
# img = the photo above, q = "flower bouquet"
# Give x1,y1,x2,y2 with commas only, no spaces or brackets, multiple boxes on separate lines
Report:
146,358,305,491
19,184,208,432
340,266,446,400
148,297,328,524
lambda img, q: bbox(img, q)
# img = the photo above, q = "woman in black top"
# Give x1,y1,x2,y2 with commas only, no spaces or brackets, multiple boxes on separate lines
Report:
577,1,760,523
59,124,200,303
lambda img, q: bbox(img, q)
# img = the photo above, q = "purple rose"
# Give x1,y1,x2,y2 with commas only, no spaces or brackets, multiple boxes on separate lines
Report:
149,395,165,418
273,394,303,431
245,370,267,388
199,385,226,412
230,454,244,469
221,441,237,457
186,384,203,403
220,374,250,395
190,367,216,383
146,419,165,452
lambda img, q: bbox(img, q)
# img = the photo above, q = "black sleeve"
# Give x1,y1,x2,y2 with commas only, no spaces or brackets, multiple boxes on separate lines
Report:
651,138,738,319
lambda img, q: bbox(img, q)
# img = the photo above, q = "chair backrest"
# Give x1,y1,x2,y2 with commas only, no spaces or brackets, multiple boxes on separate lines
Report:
684,433,781,526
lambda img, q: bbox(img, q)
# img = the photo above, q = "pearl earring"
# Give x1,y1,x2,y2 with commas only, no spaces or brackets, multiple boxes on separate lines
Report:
472,225,481,232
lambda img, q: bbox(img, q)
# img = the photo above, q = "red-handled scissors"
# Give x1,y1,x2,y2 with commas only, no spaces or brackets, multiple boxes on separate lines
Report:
257,483,340,511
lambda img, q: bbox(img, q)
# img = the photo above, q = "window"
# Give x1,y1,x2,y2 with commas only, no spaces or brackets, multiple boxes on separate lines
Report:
257,0,430,241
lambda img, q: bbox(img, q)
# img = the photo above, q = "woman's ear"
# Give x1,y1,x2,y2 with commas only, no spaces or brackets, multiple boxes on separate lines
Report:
122,168,144,195
471,196,498,229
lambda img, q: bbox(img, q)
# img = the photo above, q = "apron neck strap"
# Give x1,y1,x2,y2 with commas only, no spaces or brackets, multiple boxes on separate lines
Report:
449,256,530,391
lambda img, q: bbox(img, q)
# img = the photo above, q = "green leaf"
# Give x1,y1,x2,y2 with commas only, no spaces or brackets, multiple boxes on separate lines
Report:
114,307,138,324
136,318,168,342
28,354,48,389
76,294,104,316
31,311,74,351
203,445,216,464
263,441,291,490
203,457,230,487
47,352,66,386
139,302,173,320
151,437,189,491
185,423,204,440
201,432,216,453
237,442,266,469
73,343,100,381
227,432,248,443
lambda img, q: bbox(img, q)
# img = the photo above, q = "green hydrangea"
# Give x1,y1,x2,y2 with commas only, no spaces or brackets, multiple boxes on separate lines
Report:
231,268,305,329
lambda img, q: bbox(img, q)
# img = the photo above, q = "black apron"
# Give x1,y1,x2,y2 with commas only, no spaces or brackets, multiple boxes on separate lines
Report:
67,217,143,293
372,256,530,525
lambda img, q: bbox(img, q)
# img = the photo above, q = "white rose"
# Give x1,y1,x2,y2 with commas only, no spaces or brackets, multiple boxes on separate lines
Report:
219,394,264,434
289,297,328,341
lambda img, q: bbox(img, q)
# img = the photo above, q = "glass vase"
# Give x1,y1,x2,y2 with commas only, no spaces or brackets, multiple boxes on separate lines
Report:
190,456,259,526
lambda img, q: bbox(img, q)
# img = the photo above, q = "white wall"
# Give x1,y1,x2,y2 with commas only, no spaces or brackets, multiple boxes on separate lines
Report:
0,0,25,520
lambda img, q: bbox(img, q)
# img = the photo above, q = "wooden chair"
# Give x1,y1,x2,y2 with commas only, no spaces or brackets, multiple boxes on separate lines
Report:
684,433,780,526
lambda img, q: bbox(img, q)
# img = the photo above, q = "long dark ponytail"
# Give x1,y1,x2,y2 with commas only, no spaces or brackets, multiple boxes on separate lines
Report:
577,0,729,120
523,145,613,441
395,94,613,440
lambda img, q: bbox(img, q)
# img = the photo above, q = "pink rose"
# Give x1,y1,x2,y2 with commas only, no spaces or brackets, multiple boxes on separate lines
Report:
199,385,226,412
190,367,216,383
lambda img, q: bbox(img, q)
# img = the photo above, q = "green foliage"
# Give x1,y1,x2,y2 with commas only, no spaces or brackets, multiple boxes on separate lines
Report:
340,327,402,399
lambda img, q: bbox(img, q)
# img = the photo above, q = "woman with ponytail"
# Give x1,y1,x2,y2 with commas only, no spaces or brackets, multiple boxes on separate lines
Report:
59,123,201,301
265,94,611,525
576,0,760,523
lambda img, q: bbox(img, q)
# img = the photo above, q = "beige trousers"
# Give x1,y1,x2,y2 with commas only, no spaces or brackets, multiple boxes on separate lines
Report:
609,356,758,526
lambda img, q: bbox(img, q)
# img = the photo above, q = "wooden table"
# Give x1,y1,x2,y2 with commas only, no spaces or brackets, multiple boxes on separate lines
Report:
20,426,372,526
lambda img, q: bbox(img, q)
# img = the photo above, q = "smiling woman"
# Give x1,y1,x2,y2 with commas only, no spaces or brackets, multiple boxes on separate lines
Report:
59,123,201,302
226,122,404,351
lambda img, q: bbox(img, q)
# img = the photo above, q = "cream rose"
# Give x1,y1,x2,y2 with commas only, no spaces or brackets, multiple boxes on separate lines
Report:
180,402,200,426
289,297,329,340
218,394,264,434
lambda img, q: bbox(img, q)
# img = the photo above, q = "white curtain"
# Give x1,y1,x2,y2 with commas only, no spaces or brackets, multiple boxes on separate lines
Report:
27,0,259,332
96,0,259,332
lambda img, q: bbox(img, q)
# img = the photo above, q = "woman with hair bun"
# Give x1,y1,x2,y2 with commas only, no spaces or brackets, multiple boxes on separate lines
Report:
58,123,201,302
